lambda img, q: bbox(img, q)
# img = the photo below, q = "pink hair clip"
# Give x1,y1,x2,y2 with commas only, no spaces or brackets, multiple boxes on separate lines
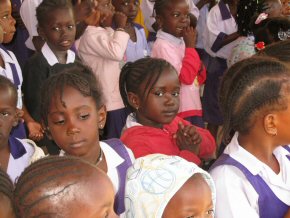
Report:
255,13,268,25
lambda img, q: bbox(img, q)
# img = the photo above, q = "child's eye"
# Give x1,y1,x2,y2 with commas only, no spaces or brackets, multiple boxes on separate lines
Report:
123,1,129,6
0,111,10,117
67,25,75,29
173,13,180,18
53,27,60,31
54,120,65,125
79,114,89,120
154,91,164,97
172,91,180,97
206,209,214,216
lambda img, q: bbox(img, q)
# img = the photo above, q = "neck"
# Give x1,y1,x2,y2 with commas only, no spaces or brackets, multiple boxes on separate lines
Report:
54,50,68,64
135,112,163,129
77,143,101,164
0,139,10,152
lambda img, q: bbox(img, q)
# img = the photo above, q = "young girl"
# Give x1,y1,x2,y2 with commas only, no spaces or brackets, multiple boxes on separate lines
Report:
112,0,150,62
14,156,118,218
22,0,77,154
125,154,216,218
0,168,15,218
39,63,134,216
0,75,44,183
151,0,207,128
78,0,130,139
210,57,290,218
119,58,215,166
202,0,240,139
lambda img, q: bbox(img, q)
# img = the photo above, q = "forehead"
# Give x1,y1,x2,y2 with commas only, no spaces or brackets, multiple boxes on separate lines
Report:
42,7,74,23
165,0,189,10
0,0,11,13
0,87,16,108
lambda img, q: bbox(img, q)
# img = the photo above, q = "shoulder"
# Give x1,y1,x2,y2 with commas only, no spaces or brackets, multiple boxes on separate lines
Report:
19,139,45,164
133,23,145,30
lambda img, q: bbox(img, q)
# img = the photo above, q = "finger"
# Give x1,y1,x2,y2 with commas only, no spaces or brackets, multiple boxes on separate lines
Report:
178,121,185,130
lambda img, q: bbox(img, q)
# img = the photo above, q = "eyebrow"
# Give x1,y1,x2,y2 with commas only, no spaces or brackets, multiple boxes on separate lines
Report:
49,105,90,115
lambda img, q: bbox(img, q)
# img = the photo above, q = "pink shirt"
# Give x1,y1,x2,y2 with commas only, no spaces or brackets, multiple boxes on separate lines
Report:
78,26,129,111
151,30,206,118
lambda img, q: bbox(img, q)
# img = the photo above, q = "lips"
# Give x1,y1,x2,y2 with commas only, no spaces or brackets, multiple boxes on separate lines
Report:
69,140,86,148
162,110,178,117
59,40,72,47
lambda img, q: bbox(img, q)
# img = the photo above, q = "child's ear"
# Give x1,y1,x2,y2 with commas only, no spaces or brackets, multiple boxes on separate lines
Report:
97,105,107,129
37,26,46,41
155,15,162,29
127,92,140,110
264,113,278,136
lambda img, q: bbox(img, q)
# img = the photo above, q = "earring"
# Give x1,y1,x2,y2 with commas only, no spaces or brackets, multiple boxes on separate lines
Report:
99,124,104,129
136,106,139,111
272,129,277,136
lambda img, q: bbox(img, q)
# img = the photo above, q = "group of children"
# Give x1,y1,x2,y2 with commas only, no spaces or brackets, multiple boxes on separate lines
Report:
0,0,290,217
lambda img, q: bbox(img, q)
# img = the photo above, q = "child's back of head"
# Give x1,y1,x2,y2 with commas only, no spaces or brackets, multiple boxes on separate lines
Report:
125,154,215,218
0,168,15,218
14,156,118,218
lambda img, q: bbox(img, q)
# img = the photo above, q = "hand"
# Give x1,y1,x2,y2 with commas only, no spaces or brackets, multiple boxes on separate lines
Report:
84,8,101,26
74,0,97,24
174,122,202,155
26,121,44,142
114,11,127,29
183,26,197,48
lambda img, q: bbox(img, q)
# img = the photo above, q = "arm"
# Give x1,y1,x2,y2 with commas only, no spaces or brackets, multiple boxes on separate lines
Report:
196,126,216,159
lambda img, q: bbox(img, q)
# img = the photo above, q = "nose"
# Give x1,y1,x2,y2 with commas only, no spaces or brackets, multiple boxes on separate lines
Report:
10,15,16,26
66,119,80,135
164,93,175,106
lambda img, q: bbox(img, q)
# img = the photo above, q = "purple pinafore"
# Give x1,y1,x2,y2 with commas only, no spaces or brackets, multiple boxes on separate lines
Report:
211,147,290,218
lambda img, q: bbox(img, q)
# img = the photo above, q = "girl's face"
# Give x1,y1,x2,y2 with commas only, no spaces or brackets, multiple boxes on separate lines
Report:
97,0,115,27
38,7,76,53
0,0,16,44
157,0,190,38
0,194,15,218
263,0,283,17
162,175,214,218
47,86,106,158
112,0,139,22
0,88,17,147
132,67,180,128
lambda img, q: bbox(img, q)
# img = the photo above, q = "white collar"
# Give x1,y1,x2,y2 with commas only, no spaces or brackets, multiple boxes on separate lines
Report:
100,141,125,168
41,42,75,66
156,30,184,45
124,113,142,129
0,47,15,64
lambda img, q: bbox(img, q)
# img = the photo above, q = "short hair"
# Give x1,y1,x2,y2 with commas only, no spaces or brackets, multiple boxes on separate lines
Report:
0,75,17,107
119,57,177,112
0,168,14,205
220,57,290,143
40,62,105,127
36,0,74,27
14,156,104,217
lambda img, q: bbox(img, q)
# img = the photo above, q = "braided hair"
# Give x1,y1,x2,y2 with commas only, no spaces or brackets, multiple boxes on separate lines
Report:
40,62,105,127
0,168,14,206
119,57,177,112
0,75,17,107
36,0,74,27
220,57,290,143
14,155,106,218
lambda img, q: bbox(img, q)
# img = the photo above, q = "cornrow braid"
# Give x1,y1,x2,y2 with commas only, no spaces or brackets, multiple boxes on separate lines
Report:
220,57,290,143
0,168,14,204
0,75,18,107
40,62,105,127
119,57,176,112
14,156,100,218
36,0,73,27
152,0,173,17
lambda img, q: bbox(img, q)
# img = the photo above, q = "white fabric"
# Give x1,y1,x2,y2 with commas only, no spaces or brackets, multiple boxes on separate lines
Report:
202,3,238,59
0,48,23,109
140,0,199,33
210,132,290,218
19,0,42,50
7,138,44,183
41,43,76,66
125,154,216,218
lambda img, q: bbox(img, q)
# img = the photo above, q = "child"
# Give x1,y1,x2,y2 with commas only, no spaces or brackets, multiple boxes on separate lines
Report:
14,156,118,218
210,57,290,218
78,0,130,139
262,0,283,17
119,58,215,166
202,0,240,139
112,0,150,62
151,0,207,128
39,63,134,216
22,0,77,154
0,75,44,183
0,168,15,218
125,154,216,217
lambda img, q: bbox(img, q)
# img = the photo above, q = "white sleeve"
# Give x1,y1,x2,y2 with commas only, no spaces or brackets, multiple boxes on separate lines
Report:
140,0,156,32
210,165,260,218
188,0,199,19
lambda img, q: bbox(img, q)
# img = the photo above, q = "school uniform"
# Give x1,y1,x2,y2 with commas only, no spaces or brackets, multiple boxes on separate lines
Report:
202,0,239,125
22,43,76,154
78,26,130,139
19,0,42,51
125,23,150,62
151,30,206,127
210,132,290,218
7,136,45,183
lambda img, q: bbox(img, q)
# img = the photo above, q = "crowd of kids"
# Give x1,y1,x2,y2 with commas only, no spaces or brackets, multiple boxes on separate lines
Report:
1,0,290,217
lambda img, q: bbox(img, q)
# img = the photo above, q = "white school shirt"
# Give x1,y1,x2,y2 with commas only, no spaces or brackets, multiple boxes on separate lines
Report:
203,1,238,59
0,47,23,109
41,42,76,65
210,132,290,218
140,0,200,33
19,0,43,50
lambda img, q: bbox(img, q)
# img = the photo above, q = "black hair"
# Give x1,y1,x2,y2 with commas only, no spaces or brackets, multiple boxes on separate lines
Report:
0,75,17,107
220,57,290,143
14,155,103,218
0,168,14,205
119,57,176,112
36,0,74,27
153,0,177,17
40,62,105,127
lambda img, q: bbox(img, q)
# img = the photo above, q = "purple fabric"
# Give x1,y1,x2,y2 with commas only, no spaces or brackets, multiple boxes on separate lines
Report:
9,136,27,159
104,138,133,215
184,115,205,128
210,154,289,218
218,1,232,20
211,32,227,53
